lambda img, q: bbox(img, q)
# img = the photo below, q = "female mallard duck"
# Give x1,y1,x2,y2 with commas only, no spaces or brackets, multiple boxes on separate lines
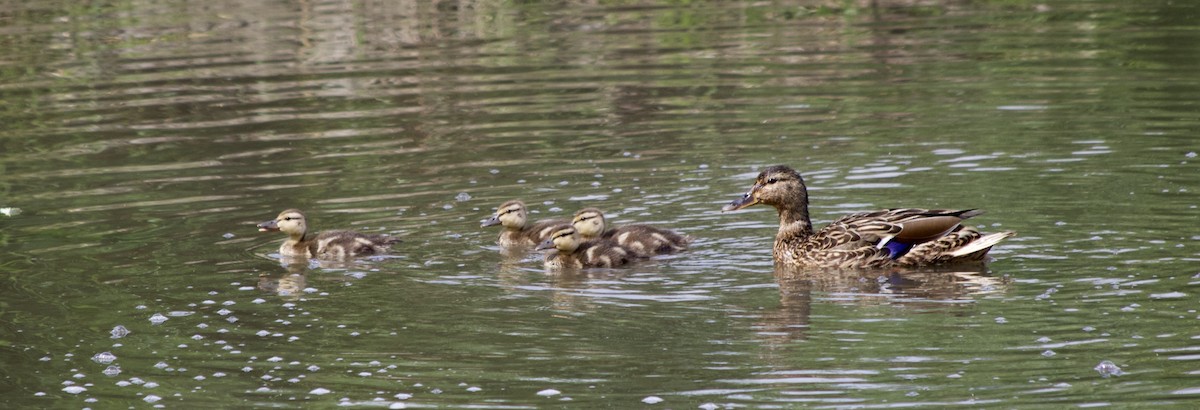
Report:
535,224,638,269
571,208,689,257
481,200,567,247
722,165,1015,269
257,209,401,259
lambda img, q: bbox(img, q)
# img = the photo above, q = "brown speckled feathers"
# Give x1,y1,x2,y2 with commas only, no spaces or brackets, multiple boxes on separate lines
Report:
571,208,689,257
257,209,400,260
535,224,639,269
482,200,567,247
723,165,1014,269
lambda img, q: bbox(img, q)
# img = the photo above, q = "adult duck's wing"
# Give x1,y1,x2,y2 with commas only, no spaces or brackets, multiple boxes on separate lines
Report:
830,208,982,245
785,208,993,268
840,208,1013,266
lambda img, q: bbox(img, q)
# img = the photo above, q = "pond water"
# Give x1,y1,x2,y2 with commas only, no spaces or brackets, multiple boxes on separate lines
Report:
1,0,1198,408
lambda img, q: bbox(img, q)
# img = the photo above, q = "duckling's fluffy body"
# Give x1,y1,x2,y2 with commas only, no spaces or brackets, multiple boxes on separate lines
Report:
536,224,638,269
724,165,1015,269
257,209,400,259
571,208,689,257
482,200,566,247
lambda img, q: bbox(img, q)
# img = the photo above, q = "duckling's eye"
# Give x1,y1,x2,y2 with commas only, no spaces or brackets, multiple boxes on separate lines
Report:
282,217,292,221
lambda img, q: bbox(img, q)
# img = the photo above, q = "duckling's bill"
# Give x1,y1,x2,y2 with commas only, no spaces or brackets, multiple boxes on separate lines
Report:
257,219,280,232
534,238,555,251
480,216,501,227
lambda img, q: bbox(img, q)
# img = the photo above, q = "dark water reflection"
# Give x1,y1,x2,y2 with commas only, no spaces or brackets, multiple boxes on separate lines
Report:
3,0,1200,407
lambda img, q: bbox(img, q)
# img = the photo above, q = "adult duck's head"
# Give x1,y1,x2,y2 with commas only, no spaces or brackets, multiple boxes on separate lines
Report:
722,165,808,212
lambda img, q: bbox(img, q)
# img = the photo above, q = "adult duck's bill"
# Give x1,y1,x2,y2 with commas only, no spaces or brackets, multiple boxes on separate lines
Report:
256,219,280,232
722,187,761,211
480,216,501,227
534,238,555,251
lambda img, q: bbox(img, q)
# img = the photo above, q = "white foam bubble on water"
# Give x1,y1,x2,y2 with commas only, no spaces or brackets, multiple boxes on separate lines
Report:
92,352,116,364
1095,360,1125,377
148,313,168,325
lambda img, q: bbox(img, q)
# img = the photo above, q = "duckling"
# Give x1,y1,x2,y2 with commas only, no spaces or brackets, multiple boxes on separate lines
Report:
571,207,689,257
722,165,1015,269
481,200,567,247
535,224,638,269
256,209,401,260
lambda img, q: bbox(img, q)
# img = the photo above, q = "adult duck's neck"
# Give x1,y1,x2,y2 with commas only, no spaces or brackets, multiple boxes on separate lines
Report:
775,200,814,245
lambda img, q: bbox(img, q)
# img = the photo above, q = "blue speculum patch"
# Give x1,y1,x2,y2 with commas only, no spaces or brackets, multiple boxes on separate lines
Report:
884,241,913,259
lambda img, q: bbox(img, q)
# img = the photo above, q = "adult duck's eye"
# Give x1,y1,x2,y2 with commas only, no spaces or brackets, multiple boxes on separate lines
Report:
766,177,778,184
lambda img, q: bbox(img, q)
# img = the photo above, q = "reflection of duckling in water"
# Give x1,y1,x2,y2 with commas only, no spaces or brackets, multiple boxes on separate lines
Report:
571,207,689,257
481,200,566,247
257,209,400,259
723,165,1015,269
535,224,639,269
258,273,307,298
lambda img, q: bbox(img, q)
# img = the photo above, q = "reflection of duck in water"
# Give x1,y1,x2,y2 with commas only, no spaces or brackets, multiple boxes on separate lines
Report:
757,265,1009,345
481,200,566,248
257,209,401,259
570,208,689,257
535,224,639,269
723,165,1015,269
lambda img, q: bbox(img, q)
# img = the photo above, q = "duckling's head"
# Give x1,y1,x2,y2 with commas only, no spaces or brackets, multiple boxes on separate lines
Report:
571,208,608,238
535,224,581,253
257,209,308,238
722,165,808,211
481,200,528,229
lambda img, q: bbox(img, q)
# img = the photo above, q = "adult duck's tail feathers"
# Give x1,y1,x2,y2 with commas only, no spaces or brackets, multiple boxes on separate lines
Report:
895,227,1015,267
949,231,1016,258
